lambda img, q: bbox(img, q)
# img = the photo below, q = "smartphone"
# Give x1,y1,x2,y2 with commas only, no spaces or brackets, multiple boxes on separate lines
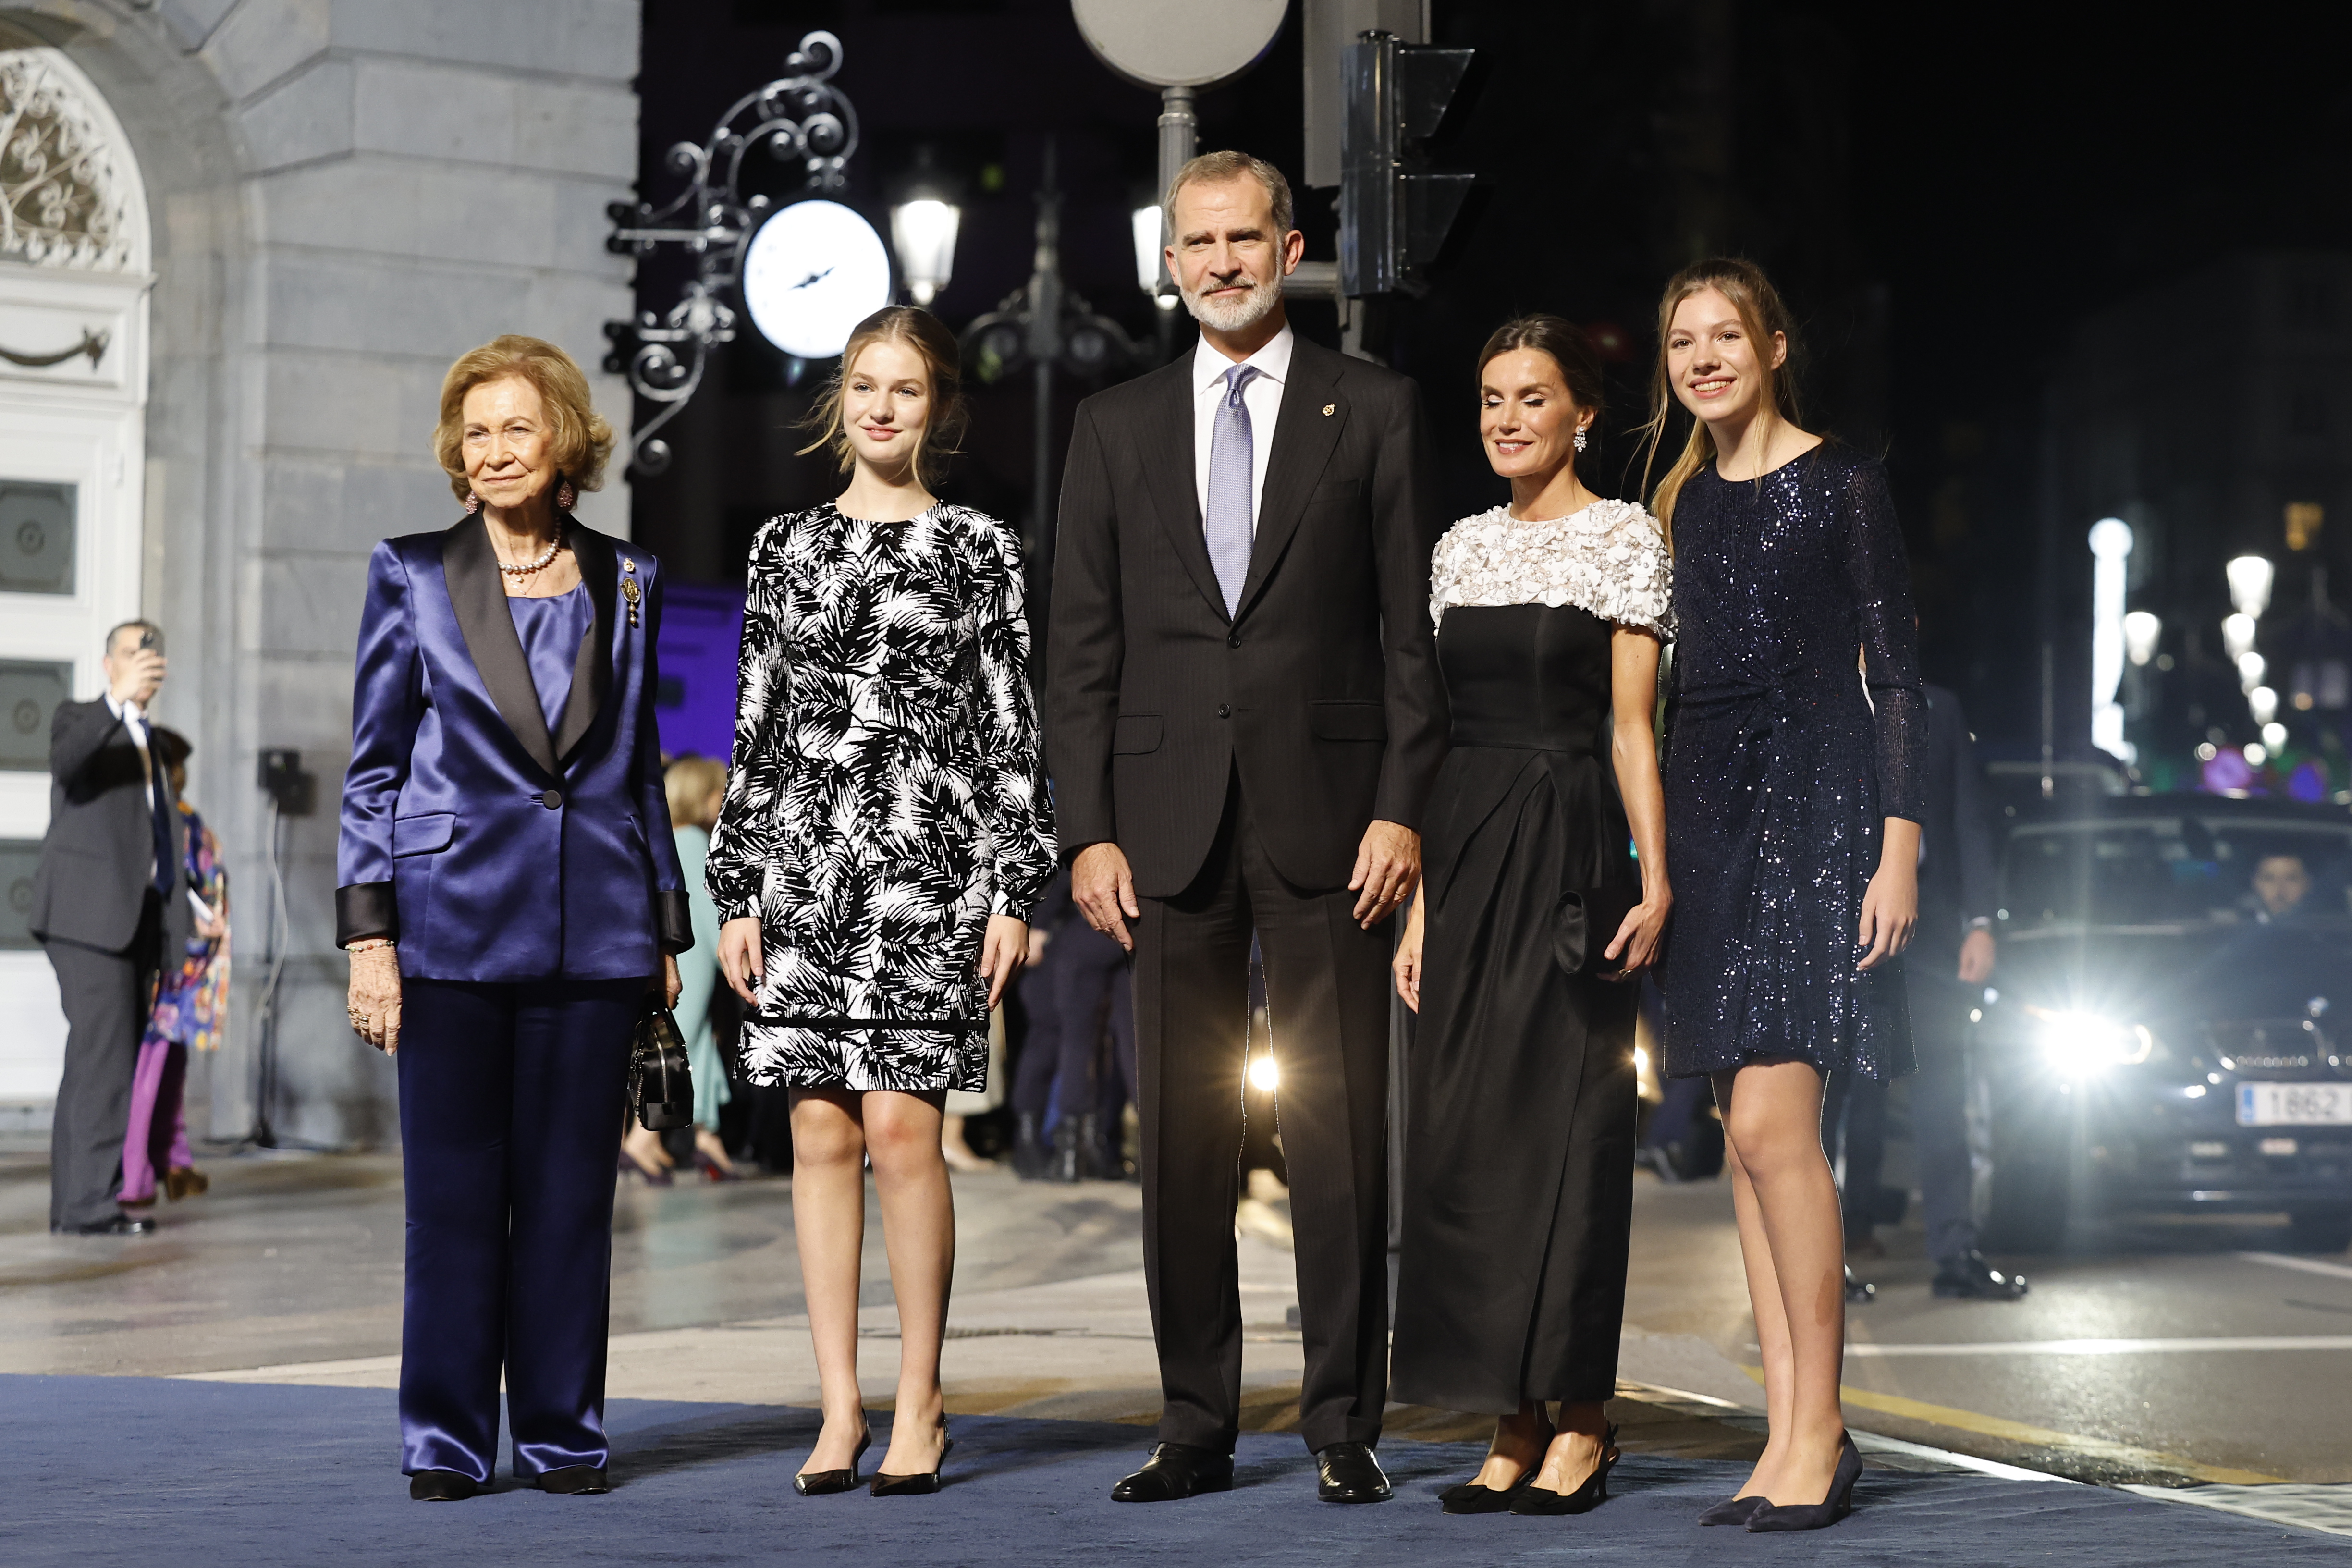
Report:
138,625,164,654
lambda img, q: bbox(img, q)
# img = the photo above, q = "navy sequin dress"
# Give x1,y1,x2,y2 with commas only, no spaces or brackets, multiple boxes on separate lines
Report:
1660,445,1924,1081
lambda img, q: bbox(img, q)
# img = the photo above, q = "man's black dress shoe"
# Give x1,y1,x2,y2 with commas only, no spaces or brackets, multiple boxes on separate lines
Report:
536,1465,609,1494
1932,1250,2029,1300
65,1213,156,1236
1111,1442,1234,1502
1315,1442,1392,1504
409,1470,482,1501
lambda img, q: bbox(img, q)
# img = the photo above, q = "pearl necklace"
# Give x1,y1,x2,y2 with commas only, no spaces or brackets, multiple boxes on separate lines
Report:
496,527,564,577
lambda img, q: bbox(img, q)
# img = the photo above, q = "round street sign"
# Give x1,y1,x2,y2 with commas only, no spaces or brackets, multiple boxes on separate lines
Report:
1069,0,1288,90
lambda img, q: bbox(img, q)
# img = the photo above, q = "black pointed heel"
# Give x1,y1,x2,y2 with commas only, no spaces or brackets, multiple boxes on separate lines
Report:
1698,1494,1769,1526
793,1431,872,1496
1747,1433,1863,1531
870,1432,954,1496
1440,1424,1555,1514
1508,1424,1618,1516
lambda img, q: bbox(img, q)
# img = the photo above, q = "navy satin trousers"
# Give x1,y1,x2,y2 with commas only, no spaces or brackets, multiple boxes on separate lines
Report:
396,977,637,1482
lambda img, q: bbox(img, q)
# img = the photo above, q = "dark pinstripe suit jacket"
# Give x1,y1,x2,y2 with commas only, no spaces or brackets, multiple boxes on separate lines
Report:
1046,333,1448,899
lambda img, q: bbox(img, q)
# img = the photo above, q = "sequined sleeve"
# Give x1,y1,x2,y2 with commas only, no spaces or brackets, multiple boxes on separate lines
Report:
1843,460,1925,823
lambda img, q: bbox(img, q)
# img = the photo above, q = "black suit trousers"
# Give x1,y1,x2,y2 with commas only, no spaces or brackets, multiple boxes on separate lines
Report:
1133,770,1392,1453
43,891,163,1230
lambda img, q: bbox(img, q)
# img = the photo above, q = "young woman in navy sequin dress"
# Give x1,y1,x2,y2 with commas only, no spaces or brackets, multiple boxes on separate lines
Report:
1646,260,1924,1531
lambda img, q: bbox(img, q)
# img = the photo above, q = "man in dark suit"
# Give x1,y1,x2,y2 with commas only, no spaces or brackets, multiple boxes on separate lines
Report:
1912,681,2027,1299
1049,150,1446,1505
32,621,192,1236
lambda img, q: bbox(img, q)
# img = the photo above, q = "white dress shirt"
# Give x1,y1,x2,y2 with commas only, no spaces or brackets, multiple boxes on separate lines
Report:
105,689,157,882
1191,323,1293,535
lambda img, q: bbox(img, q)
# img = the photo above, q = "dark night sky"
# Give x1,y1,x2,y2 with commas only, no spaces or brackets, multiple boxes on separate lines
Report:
629,0,2352,751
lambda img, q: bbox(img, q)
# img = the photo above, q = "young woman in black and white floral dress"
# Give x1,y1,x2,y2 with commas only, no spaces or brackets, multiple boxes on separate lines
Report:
709,306,1055,1496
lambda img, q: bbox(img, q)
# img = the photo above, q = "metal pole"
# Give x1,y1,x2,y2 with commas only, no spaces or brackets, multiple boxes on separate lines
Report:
1155,86,1197,296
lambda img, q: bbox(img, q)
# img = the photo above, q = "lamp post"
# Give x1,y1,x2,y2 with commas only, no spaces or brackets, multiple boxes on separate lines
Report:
959,140,1142,647
890,151,962,307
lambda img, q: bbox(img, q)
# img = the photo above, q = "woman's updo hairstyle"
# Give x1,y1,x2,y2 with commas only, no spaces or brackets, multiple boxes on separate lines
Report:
1477,313,1607,472
433,335,613,505
799,306,968,488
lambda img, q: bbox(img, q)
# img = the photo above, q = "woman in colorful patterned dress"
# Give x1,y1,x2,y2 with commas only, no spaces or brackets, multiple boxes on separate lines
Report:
119,728,225,1208
708,307,1055,1496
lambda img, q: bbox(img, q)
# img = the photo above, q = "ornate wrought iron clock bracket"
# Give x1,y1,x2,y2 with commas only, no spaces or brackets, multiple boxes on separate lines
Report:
602,30,860,477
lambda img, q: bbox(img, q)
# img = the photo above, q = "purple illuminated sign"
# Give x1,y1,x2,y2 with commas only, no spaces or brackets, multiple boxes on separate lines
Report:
654,581,745,764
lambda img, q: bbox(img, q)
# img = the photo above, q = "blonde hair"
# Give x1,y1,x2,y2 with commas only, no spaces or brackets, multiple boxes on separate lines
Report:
434,335,614,505
798,306,967,488
1163,149,1294,237
1635,258,1803,545
664,754,727,830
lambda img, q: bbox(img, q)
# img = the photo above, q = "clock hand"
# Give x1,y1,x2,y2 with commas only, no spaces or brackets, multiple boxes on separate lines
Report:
789,265,837,292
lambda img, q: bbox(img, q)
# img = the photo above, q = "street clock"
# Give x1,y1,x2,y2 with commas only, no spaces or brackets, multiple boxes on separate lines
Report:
741,198,892,360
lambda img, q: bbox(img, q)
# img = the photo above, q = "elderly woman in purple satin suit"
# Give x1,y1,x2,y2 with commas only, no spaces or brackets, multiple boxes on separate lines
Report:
336,335,690,1503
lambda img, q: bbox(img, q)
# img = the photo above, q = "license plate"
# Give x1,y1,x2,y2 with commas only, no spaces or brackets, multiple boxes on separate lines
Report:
2238,1082,2352,1126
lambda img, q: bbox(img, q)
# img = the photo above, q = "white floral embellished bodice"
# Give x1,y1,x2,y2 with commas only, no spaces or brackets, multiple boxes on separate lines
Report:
1429,499,1674,637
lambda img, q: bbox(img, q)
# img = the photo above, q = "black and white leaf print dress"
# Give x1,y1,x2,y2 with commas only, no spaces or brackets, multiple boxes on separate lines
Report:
704,501,1056,1091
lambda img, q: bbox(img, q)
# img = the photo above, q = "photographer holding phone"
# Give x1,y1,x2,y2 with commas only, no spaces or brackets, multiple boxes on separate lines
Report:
31,620,193,1237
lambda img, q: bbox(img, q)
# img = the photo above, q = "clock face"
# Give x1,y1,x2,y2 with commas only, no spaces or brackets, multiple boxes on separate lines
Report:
741,199,893,360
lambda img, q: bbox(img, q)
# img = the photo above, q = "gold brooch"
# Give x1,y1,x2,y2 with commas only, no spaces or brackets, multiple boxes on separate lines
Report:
1322,403,1336,416
621,575,642,626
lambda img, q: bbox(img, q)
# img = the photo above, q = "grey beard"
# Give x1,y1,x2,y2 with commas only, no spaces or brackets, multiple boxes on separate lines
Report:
1185,272,1282,335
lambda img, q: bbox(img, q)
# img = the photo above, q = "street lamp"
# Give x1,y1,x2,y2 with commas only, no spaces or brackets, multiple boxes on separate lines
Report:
2123,610,2162,667
2251,686,2280,726
2228,554,2276,619
2239,651,2268,693
890,197,960,307
2223,612,2258,661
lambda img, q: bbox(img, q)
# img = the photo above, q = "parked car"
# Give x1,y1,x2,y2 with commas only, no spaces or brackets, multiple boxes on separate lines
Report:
1973,794,2352,1252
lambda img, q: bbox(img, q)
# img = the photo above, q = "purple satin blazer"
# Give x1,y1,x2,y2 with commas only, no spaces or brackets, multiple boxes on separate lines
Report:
335,516,691,980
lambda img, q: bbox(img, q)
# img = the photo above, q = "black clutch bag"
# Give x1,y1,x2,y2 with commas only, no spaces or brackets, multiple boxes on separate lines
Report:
631,994,695,1132
1554,884,1643,982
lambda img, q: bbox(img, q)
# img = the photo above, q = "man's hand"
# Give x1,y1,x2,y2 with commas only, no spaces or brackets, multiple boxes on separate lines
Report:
110,649,165,709
1349,820,1421,928
1957,927,1996,985
719,916,764,1004
1073,843,1139,952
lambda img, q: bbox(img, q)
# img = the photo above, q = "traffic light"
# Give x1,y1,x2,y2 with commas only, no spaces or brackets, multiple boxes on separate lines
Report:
1338,30,1474,297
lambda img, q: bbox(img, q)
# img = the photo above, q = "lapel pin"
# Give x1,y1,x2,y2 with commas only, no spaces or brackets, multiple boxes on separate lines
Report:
1322,403,1336,416
622,575,642,626
623,558,637,574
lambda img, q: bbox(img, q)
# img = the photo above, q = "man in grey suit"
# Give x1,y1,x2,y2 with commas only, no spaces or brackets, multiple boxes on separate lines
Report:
32,621,191,1236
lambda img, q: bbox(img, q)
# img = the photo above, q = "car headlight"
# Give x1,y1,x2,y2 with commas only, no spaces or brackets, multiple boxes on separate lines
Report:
2020,1004,2155,1072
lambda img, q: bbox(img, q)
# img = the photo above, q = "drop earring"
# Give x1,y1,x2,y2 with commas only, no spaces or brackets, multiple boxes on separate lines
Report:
555,476,577,512
1574,426,1589,453
464,491,482,513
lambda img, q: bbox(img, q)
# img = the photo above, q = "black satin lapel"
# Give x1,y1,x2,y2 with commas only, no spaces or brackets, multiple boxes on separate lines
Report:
555,519,615,761
1135,362,1229,620
1236,351,1346,617
442,516,558,778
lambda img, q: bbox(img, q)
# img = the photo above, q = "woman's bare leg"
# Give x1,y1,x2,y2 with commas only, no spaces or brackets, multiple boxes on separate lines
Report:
1718,1061,1848,1505
789,1088,871,1473
1716,1069,1795,1499
1531,1399,1612,1494
864,1089,955,1476
1471,1400,1553,1489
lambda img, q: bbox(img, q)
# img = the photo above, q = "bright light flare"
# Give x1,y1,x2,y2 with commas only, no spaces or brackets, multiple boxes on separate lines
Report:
2228,554,2275,619
1247,1052,1280,1093
2022,1004,2154,1074
2123,610,2162,667
2223,613,2258,661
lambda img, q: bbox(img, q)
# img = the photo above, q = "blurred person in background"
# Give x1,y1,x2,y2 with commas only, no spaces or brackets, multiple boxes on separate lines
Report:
636,753,736,1181
339,334,689,1501
118,727,226,1209
1908,679,2026,1300
32,618,192,1237
2252,854,2312,922
1008,868,1073,1177
709,306,1053,1496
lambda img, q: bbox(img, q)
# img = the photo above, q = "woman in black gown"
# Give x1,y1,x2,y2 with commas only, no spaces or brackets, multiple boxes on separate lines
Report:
1392,317,1673,1515
1645,259,1923,1532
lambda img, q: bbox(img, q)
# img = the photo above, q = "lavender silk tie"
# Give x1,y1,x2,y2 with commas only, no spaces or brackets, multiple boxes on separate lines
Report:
1204,363,1259,617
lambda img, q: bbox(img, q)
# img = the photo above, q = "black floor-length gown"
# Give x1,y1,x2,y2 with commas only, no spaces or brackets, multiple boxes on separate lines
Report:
1392,502,1670,1414
1658,445,1925,1082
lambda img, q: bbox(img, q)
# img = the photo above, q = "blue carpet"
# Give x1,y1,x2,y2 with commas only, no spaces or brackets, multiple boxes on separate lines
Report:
3,1375,2340,1566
